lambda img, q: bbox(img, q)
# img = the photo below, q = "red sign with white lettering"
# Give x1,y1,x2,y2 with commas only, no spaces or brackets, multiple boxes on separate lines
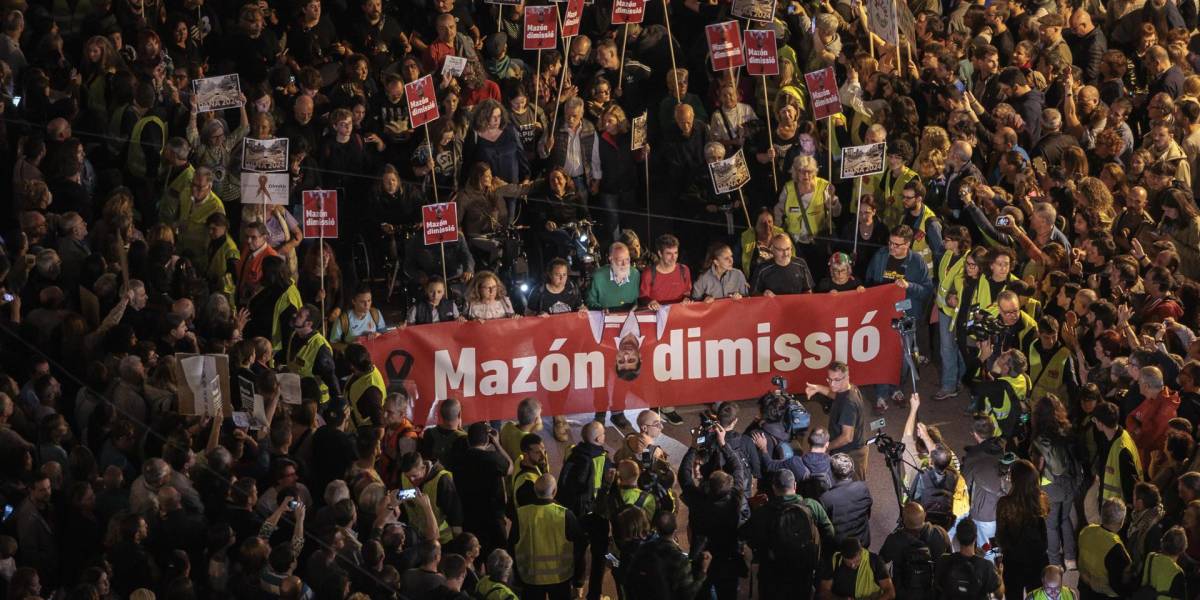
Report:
405,75,440,128
562,0,585,36
743,29,778,76
706,21,745,71
423,202,460,245
611,0,645,24
302,190,338,238
524,5,558,50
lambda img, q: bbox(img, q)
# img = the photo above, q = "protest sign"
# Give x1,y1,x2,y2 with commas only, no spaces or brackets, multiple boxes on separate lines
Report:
706,21,745,71
405,75,440,128
866,0,898,46
173,353,233,416
239,172,289,205
709,150,752,194
731,0,776,21
362,286,905,424
631,112,647,150
192,74,242,113
242,137,288,172
441,55,468,77
523,5,557,50
303,190,339,238
841,142,887,179
805,67,842,120
423,202,460,245
562,0,585,36
743,29,779,76
611,0,646,24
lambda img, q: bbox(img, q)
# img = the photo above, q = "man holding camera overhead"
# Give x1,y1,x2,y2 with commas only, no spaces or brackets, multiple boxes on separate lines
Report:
806,361,868,481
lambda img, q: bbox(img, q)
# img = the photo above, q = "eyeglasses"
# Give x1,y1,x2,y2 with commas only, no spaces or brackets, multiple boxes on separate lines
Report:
646,420,663,429
889,240,909,248
901,194,918,200
1000,308,1020,316
827,375,847,384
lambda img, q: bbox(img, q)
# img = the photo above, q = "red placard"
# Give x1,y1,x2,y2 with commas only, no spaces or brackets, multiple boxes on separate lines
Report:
405,75,440,128
706,21,745,71
804,66,843,120
362,285,904,424
302,190,338,238
562,0,585,37
611,0,645,24
524,5,557,50
422,202,459,245
743,29,779,76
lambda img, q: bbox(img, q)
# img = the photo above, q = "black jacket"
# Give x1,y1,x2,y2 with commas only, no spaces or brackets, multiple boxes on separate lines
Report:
1066,28,1107,84
557,441,613,517
961,436,1006,521
679,446,751,571
819,479,873,547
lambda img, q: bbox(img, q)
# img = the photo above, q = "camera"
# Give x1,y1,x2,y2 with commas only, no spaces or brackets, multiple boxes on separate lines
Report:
762,375,811,433
395,488,418,502
691,410,717,446
995,216,1012,228
964,309,1005,341
287,499,301,510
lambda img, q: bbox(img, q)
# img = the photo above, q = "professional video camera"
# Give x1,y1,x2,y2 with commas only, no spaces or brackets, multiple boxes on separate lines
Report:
690,409,718,447
870,428,906,464
964,309,1006,341
636,448,675,512
761,375,812,433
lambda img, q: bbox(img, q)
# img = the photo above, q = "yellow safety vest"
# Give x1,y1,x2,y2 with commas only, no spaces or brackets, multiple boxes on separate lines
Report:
906,205,938,273
935,251,967,316
1102,429,1143,502
740,225,786,276
565,445,607,502
831,548,882,599
1141,552,1184,599
1079,524,1123,597
986,374,1030,437
515,503,574,585
1028,343,1072,406
475,576,519,600
127,114,167,180
1029,586,1077,600
286,331,333,404
207,234,239,304
159,164,194,225
177,192,225,262
271,285,303,351
512,465,543,508
782,178,834,241
401,468,455,543
974,274,1018,314
500,422,528,465
347,366,386,427
877,167,918,230
617,486,656,519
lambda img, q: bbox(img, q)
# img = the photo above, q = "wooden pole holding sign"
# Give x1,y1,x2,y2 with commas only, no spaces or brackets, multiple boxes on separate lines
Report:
425,124,440,204
762,76,777,193
550,46,569,136
319,231,325,336
535,50,542,113
827,123,834,236
852,176,863,255
663,0,681,102
497,5,503,32
440,243,448,286
735,188,753,231
619,24,629,88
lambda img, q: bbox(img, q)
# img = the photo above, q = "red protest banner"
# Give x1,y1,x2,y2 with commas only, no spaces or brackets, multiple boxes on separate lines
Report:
523,5,557,50
743,29,778,76
362,286,904,424
706,21,745,71
562,0,585,36
611,0,645,24
805,66,843,120
302,190,338,238
422,202,459,245
405,75,440,128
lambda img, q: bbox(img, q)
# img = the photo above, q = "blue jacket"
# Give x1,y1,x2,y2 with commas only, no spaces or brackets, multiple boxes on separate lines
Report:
865,249,932,317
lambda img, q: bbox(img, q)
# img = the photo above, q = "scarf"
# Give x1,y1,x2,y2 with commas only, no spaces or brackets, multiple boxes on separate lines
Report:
1128,504,1165,565
484,55,512,80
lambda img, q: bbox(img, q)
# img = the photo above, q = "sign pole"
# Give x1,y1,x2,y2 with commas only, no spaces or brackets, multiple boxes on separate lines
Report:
852,175,862,256
736,188,753,230
893,0,902,73
439,242,448,284
663,0,681,102
497,5,503,32
319,221,326,336
550,39,571,135
645,156,651,238
535,50,542,111
762,75,777,193
827,119,834,184
865,9,874,59
619,23,628,89
425,124,440,203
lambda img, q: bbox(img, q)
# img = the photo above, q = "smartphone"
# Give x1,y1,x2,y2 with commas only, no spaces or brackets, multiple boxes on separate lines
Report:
1,505,12,522
396,488,418,502
605,553,620,568
996,216,1012,227
287,499,301,509
870,418,886,430
11,96,20,107
1,293,12,303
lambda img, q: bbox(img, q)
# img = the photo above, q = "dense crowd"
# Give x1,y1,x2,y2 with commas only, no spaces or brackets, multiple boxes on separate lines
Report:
14,0,1200,596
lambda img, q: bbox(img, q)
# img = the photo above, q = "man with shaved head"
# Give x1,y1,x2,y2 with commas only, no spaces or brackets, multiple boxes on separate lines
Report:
556,422,613,600
879,501,952,596
1067,9,1105,83
511,473,585,600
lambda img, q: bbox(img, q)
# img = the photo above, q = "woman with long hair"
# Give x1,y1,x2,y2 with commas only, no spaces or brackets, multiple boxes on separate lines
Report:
596,103,641,244
1029,394,1081,569
464,271,515,320
298,242,344,326
186,90,249,204
995,459,1050,597
413,119,462,199
531,167,587,264
1157,188,1200,279
463,98,530,189
457,162,509,268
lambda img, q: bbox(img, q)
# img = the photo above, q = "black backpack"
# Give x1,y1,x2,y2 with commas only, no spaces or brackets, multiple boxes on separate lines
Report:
912,469,957,530
623,539,673,600
894,529,935,599
765,501,820,565
939,554,982,600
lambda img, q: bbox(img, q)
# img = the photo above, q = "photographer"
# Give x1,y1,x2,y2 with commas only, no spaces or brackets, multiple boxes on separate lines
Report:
820,453,873,548
699,403,761,496
960,416,1007,555
679,424,751,600
973,344,1031,443
879,502,951,600
807,362,869,480
614,410,676,513
739,470,835,600
866,226,933,413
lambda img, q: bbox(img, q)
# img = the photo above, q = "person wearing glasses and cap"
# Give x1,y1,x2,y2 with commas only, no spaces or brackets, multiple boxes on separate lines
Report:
866,224,932,413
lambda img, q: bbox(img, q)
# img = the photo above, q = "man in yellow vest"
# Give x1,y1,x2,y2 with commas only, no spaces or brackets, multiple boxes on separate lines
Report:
344,343,385,428
1078,497,1132,599
603,459,656,520
1138,526,1188,599
157,137,194,225
898,180,944,275
477,549,520,600
973,344,1031,441
817,536,896,600
205,213,239,304
1092,400,1143,510
125,81,166,190
1023,565,1076,600
500,398,543,460
556,421,614,600
512,474,584,600
934,225,972,401
398,452,463,544
774,155,842,267
876,141,920,230
283,304,340,406
1023,315,1079,406
511,433,547,509
177,167,226,264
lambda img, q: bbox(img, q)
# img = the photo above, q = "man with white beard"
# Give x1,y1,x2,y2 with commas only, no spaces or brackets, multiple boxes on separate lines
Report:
586,243,642,431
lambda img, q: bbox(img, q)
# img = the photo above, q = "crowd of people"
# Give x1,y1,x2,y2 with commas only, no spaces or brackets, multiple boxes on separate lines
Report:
13,0,1200,596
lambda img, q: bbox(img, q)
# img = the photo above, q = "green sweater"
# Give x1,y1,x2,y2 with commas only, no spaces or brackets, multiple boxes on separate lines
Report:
586,267,641,310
